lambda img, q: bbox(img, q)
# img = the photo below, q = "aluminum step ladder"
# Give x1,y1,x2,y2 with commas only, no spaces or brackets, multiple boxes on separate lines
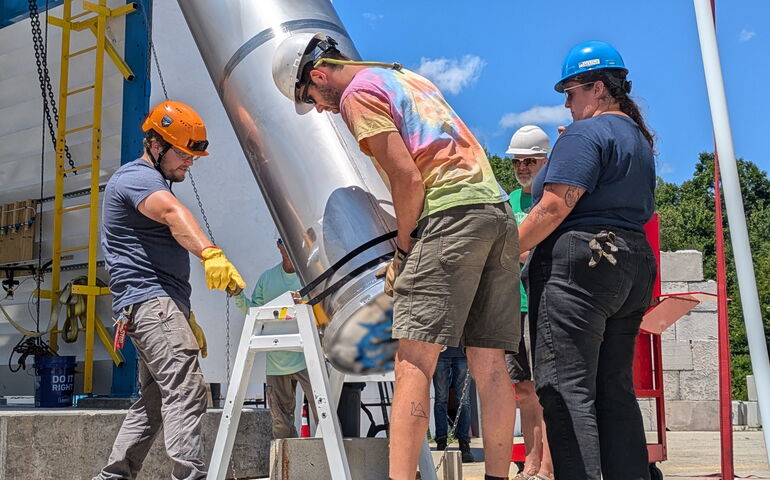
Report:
207,291,437,480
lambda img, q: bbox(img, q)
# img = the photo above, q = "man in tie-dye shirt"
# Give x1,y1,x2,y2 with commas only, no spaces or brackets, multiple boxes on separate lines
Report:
274,34,519,480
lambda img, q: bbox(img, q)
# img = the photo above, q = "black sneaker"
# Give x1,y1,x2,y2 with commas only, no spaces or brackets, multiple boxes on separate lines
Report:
435,437,447,451
459,438,475,463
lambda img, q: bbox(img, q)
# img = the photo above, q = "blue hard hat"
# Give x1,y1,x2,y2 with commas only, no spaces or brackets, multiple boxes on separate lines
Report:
554,40,628,92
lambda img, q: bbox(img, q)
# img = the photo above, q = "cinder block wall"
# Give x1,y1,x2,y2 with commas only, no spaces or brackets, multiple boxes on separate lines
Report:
639,250,721,431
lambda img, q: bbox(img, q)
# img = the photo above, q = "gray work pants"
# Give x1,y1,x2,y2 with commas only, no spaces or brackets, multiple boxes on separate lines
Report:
266,369,317,439
94,296,208,480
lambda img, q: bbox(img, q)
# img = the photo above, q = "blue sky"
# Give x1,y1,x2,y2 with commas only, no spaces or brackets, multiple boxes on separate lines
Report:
333,0,769,185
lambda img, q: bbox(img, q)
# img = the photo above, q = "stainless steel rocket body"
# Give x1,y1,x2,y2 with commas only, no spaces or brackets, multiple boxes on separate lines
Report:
177,0,398,373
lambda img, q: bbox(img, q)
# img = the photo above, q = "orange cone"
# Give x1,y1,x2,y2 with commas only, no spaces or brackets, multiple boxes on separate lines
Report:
300,397,311,438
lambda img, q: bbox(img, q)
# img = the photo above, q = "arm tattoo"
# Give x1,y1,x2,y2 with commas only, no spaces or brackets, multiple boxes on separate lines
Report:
528,203,550,223
410,402,429,418
564,186,584,208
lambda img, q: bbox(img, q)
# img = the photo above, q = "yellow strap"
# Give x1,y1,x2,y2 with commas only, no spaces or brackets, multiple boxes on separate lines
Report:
313,58,403,71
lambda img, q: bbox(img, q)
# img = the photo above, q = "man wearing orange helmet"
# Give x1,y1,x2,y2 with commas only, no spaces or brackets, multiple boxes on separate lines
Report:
93,101,245,480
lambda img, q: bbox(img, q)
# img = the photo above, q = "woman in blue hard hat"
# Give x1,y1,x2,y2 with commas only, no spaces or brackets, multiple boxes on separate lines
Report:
516,40,657,480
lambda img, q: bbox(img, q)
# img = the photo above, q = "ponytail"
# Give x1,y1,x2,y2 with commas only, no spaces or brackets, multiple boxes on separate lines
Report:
573,70,655,149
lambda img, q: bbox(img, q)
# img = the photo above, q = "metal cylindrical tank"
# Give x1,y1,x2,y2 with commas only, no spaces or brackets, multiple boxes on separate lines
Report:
177,0,397,373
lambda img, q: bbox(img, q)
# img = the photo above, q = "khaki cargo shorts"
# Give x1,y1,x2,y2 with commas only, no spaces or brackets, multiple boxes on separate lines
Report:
392,202,521,351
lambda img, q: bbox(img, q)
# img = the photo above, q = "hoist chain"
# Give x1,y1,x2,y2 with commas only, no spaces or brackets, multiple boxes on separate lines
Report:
189,170,232,382
27,0,77,175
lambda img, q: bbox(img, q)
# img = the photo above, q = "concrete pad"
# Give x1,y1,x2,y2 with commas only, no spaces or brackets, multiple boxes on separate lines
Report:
270,437,388,480
0,408,271,479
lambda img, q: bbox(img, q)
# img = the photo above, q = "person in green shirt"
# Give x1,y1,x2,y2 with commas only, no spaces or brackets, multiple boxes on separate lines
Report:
235,238,317,439
505,125,554,480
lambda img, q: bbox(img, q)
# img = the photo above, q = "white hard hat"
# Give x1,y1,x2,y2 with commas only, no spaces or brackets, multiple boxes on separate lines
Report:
272,32,338,115
505,125,551,155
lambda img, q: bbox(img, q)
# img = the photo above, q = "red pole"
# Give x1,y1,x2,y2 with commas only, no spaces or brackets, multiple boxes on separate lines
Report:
711,4,735,479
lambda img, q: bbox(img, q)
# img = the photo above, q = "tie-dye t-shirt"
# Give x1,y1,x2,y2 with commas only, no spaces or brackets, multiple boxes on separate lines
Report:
340,67,505,220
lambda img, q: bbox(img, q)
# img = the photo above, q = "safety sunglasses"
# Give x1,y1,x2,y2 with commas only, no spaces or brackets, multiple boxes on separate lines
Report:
563,81,595,100
171,146,199,162
512,157,544,168
299,81,315,105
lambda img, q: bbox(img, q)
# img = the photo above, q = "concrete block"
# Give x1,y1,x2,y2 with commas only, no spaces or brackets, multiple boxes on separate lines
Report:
270,437,389,480
0,408,271,480
687,280,717,294
661,281,689,295
688,280,719,312
732,401,747,426
661,322,677,341
746,401,762,427
679,370,719,401
663,371,680,401
691,341,719,371
675,311,717,341
747,375,758,401
660,251,704,282
638,398,657,431
662,340,693,371
666,400,719,430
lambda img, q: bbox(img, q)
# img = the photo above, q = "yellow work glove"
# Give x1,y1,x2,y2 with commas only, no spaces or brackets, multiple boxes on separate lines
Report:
187,312,207,358
200,247,246,295
375,248,408,297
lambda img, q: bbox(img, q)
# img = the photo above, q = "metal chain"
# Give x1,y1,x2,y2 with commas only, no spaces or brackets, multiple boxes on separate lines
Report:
434,369,473,474
137,2,168,100
189,170,232,382
27,0,77,174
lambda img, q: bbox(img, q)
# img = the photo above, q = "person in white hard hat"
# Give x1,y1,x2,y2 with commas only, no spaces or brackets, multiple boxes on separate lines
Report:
273,33,519,480
505,125,554,480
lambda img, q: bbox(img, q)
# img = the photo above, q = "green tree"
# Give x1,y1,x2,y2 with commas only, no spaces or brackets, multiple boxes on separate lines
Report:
656,153,770,399
488,151,520,194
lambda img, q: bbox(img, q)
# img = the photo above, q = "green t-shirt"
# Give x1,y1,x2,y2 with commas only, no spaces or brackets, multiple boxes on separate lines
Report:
235,263,306,376
509,189,532,312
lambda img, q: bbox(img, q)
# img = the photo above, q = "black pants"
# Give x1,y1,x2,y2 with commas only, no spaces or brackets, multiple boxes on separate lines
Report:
525,226,657,480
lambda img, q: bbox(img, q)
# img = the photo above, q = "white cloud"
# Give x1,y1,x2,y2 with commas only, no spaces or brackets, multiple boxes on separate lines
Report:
362,12,384,23
660,163,675,175
499,105,571,128
416,55,486,95
739,27,756,42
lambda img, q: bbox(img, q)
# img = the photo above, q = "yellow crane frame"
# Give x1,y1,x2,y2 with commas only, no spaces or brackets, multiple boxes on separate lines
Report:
38,0,137,394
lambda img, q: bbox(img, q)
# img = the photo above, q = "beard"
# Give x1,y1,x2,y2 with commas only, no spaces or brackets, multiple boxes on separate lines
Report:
515,173,533,188
316,83,342,109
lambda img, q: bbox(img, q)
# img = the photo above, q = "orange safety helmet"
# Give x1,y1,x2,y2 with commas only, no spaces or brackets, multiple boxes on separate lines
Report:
141,101,209,156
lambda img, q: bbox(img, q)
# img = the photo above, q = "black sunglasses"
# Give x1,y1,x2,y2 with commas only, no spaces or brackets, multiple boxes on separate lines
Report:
512,157,544,167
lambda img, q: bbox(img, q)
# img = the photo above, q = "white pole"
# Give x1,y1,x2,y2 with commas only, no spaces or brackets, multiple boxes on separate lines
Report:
693,0,770,468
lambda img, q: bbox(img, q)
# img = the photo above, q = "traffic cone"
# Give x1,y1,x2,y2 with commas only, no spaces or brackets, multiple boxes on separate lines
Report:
300,397,311,438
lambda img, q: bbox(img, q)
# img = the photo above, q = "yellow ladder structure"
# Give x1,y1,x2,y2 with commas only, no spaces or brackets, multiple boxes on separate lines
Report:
39,0,137,393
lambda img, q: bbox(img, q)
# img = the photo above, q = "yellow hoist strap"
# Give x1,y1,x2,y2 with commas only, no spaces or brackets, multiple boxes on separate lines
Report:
313,58,403,71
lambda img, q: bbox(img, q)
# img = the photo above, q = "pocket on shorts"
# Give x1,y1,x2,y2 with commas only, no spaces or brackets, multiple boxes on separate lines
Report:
500,218,520,274
568,230,629,297
439,235,491,267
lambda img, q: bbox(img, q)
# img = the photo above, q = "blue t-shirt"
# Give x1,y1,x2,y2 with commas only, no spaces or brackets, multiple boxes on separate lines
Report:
532,114,655,232
101,159,191,313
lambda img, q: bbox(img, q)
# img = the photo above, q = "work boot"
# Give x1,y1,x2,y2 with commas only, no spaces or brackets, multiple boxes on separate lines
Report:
459,437,475,463
435,437,447,451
